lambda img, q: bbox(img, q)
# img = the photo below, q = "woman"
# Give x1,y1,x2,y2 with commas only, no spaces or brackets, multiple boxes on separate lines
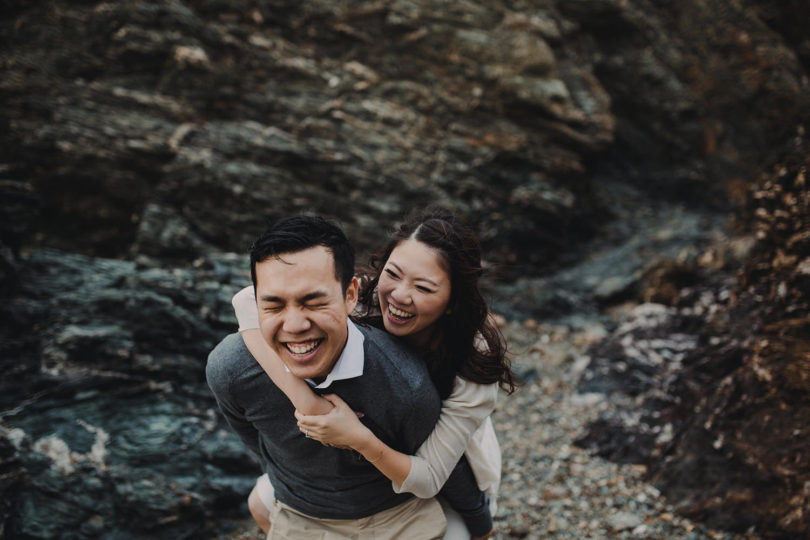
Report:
233,208,515,538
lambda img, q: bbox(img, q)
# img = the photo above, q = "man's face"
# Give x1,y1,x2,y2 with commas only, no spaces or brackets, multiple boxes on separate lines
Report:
255,246,358,382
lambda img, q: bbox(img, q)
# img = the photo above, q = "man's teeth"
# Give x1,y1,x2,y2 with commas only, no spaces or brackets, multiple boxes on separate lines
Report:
389,306,414,319
286,340,321,355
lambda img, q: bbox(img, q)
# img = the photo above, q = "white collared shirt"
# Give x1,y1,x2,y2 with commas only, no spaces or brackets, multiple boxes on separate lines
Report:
305,319,365,389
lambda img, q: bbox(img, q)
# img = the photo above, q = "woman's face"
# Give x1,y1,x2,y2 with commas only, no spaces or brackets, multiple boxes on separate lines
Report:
378,238,452,347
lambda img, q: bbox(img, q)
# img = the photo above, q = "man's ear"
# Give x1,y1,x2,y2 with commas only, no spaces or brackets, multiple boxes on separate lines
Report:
345,276,360,311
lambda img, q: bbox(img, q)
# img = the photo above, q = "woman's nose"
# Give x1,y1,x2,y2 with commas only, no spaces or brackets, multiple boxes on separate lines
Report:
390,284,411,304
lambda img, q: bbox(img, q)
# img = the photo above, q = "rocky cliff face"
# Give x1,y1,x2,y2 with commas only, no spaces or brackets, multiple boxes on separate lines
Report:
576,146,810,536
3,0,807,267
1,0,808,538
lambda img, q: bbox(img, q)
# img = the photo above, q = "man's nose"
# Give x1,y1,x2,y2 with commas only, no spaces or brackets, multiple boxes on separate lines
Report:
282,308,311,333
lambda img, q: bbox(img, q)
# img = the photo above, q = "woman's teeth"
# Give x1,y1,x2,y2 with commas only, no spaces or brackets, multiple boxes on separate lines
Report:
389,306,414,319
286,340,321,355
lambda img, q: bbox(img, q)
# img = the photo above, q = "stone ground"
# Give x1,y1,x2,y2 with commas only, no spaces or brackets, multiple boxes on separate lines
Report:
488,318,759,540
216,316,761,540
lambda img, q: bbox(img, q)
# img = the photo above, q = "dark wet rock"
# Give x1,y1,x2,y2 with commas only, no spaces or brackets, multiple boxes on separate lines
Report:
0,181,38,254
0,248,250,404
2,383,259,539
491,200,728,321
0,180,39,297
577,303,702,397
4,0,809,273
0,247,260,538
748,0,810,71
576,149,810,537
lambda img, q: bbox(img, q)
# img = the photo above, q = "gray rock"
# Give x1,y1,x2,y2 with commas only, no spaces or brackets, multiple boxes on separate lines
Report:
607,511,643,531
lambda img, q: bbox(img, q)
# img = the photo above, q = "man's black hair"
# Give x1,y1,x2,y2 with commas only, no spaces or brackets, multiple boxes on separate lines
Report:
249,215,355,294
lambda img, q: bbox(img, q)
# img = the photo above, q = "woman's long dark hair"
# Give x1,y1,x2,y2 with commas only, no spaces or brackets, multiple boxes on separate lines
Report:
356,207,516,399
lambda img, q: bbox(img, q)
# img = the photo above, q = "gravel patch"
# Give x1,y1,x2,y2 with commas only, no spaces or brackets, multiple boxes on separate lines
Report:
490,319,758,540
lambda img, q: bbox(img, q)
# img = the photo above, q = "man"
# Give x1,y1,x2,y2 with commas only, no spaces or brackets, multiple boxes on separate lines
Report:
207,216,480,538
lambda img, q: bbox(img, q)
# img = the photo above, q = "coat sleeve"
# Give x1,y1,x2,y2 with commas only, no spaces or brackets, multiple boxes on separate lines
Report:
206,332,261,456
393,377,498,498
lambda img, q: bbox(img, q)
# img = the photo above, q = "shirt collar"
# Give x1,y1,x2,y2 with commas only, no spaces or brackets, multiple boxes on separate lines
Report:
306,319,365,389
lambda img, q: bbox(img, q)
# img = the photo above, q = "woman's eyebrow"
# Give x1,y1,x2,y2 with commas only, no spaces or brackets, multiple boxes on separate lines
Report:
389,261,440,286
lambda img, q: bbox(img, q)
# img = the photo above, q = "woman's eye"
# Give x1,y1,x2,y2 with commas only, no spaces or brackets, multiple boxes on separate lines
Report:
416,286,433,293
384,269,399,279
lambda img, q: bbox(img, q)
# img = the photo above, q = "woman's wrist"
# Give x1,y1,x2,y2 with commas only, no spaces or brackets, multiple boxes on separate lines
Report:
352,427,380,458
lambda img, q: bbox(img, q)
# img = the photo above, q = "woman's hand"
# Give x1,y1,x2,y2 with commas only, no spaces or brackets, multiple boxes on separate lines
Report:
295,394,370,449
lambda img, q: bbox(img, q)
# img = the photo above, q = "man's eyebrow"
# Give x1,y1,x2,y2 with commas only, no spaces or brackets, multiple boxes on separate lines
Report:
258,291,330,303
300,291,329,303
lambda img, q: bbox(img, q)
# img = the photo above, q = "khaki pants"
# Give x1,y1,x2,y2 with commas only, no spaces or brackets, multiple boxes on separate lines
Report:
267,496,447,540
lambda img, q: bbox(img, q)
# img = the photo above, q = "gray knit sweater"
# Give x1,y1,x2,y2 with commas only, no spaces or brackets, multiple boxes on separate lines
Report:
206,324,442,519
